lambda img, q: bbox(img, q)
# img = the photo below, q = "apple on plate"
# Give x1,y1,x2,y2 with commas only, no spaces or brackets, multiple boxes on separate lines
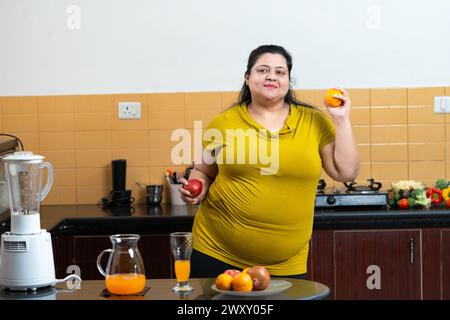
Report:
223,269,241,278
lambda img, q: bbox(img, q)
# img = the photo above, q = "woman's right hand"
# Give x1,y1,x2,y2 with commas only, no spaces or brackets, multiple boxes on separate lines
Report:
178,177,207,205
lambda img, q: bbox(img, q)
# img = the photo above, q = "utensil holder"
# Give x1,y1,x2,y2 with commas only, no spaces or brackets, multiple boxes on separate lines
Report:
169,184,186,206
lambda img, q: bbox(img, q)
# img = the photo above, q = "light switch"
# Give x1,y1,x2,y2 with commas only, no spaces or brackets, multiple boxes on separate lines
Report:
434,96,450,113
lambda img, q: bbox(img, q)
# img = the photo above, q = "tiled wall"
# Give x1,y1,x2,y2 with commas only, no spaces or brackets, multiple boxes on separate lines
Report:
0,87,449,205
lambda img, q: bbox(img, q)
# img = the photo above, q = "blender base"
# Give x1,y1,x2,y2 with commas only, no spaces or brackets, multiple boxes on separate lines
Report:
0,231,56,291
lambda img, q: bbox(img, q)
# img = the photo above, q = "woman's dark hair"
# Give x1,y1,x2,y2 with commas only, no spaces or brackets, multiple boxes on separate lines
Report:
236,44,316,109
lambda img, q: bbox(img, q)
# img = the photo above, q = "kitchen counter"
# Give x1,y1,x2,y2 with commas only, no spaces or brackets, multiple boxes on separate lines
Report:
0,278,330,301
2,204,450,235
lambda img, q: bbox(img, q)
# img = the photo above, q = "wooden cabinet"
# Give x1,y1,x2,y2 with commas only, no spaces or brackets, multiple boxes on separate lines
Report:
53,234,172,280
308,230,335,297
308,229,423,300
440,229,450,299
334,230,421,299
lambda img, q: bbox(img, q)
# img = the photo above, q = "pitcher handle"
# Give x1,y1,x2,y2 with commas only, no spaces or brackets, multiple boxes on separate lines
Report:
96,249,113,277
40,161,54,202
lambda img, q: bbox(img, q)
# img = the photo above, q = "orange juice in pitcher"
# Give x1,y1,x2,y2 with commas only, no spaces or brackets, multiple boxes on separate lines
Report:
105,273,146,295
97,234,147,295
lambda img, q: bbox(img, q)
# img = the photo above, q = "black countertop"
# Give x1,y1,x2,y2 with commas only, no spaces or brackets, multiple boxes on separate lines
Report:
2,204,450,235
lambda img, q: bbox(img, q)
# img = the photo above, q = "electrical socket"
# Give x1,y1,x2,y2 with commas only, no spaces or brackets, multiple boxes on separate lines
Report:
118,102,141,119
434,96,450,113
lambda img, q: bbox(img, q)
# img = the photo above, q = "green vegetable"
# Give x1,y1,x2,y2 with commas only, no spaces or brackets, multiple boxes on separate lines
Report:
434,178,448,190
389,198,397,207
408,197,416,207
414,189,432,207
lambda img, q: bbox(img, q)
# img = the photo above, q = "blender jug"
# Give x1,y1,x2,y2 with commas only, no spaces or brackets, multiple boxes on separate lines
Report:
3,151,53,234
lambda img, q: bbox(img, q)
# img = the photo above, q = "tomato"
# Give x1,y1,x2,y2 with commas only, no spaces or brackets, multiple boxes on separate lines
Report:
398,198,409,209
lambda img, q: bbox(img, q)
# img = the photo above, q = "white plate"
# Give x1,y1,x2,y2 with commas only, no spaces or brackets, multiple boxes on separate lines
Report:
211,280,292,297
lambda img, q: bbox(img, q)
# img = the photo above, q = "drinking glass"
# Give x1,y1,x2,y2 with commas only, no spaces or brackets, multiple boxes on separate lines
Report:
170,232,193,293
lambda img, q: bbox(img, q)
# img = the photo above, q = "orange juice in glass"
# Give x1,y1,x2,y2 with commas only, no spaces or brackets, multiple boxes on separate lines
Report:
170,232,193,293
175,260,190,282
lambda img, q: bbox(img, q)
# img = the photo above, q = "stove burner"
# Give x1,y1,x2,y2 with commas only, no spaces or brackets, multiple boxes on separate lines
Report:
317,179,326,192
344,179,382,192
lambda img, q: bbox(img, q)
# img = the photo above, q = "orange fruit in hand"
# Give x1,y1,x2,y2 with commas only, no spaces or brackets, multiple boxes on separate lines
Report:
215,273,234,290
325,89,344,107
232,272,253,291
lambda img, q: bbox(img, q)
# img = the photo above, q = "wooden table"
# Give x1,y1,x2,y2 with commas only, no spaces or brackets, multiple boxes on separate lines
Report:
0,278,330,300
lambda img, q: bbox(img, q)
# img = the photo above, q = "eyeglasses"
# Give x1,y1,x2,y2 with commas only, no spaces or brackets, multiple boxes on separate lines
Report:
254,65,288,78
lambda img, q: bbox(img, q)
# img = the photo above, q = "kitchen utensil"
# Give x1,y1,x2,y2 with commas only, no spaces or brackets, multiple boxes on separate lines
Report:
97,234,146,295
102,159,133,208
0,151,56,290
146,185,163,206
183,163,194,180
169,184,185,206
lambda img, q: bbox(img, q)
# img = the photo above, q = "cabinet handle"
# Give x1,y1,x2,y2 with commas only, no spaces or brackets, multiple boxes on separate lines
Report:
410,238,414,264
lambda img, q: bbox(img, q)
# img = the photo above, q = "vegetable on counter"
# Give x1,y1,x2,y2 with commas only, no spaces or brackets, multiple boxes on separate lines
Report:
398,198,409,209
413,188,432,207
434,178,449,190
388,180,431,209
426,187,443,204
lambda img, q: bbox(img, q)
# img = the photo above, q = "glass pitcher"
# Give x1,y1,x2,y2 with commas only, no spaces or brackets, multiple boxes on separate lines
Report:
97,234,146,295
2,151,53,234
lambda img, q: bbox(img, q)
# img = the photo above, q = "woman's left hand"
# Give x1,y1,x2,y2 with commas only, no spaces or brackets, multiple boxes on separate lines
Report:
324,87,351,121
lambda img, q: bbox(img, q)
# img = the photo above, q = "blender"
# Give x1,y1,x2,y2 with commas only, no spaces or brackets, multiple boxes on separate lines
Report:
0,151,56,290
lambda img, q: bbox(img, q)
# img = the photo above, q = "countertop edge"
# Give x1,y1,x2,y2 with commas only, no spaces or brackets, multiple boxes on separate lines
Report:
3,205,450,235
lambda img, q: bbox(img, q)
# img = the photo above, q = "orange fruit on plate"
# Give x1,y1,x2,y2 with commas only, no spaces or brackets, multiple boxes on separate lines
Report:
215,273,234,290
324,89,344,107
232,272,253,292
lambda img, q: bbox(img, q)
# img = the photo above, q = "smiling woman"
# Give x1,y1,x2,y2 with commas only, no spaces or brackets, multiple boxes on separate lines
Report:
174,44,359,279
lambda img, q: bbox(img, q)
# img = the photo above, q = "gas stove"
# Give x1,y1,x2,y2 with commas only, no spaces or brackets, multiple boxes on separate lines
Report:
314,179,388,210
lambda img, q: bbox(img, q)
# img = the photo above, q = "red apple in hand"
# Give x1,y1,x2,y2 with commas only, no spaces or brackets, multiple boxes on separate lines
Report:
183,179,203,197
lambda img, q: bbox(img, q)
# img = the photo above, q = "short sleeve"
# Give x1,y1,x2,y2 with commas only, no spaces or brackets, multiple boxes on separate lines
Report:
202,113,226,155
316,111,335,151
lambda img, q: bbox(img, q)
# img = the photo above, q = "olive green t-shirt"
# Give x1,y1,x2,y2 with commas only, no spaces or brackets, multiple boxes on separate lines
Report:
192,103,335,275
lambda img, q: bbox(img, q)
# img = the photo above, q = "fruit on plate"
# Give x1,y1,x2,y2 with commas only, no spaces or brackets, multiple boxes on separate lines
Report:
215,273,234,290
324,89,344,107
183,179,203,197
245,266,271,291
223,269,241,277
215,266,271,291
232,272,253,292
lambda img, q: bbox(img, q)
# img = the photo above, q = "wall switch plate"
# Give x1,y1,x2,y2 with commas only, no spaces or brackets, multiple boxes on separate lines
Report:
118,102,141,119
434,96,450,113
